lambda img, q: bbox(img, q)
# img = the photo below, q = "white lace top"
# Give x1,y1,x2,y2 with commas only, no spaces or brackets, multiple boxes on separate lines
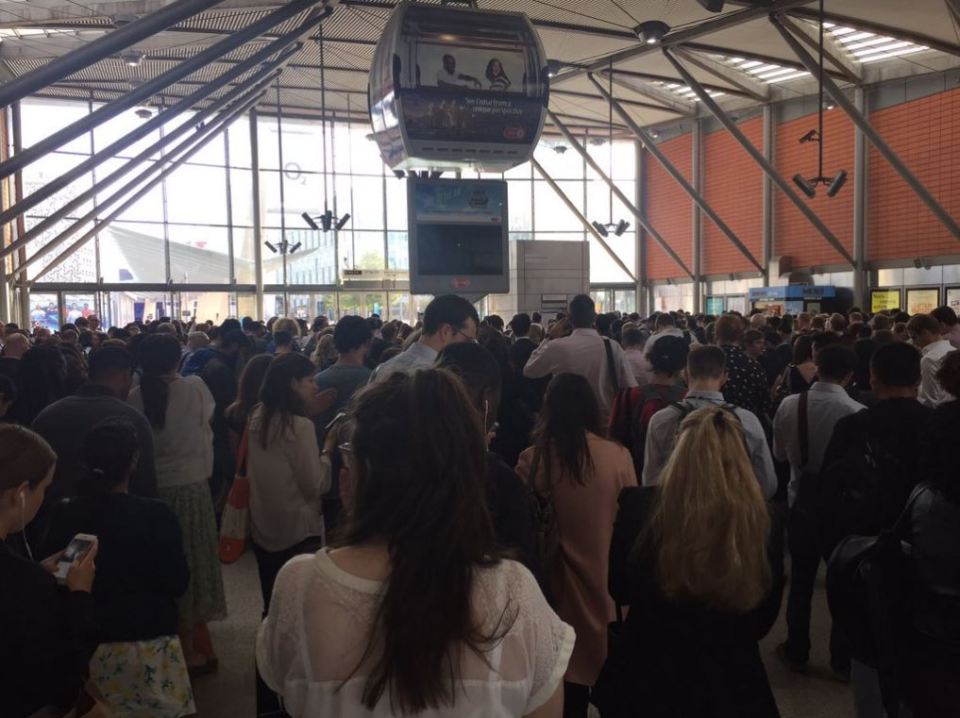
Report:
256,549,575,717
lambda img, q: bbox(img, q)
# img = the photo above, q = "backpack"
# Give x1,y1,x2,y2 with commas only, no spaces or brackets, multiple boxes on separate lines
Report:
609,384,687,477
180,346,217,377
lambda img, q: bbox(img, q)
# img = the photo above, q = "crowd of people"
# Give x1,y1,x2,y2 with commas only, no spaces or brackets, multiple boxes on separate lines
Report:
0,295,958,718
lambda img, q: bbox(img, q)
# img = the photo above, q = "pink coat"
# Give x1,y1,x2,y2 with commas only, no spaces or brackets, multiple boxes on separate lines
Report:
516,433,637,686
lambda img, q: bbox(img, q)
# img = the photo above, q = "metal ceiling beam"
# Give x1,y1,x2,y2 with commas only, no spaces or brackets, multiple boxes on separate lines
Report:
552,89,683,114
588,73,764,274
663,47,855,266
0,0,330,182
0,25,308,229
670,47,769,103
776,14,861,84
609,67,759,100
772,13,960,241
1,64,282,262
682,41,845,81
599,71,695,118
51,77,368,96
786,6,960,58
28,89,264,283
551,0,817,86
547,109,695,280
0,0,230,108
531,158,637,284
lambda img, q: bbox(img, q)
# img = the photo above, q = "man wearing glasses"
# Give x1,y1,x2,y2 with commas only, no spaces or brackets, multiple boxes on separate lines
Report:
370,294,479,383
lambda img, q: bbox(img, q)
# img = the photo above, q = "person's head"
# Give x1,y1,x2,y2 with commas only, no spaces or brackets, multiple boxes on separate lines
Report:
482,314,504,333
337,369,500,712
220,329,250,359
421,295,480,348
508,313,531,338
485,58,505,81
272,317,300,338
828,313,847,334
528,324,544,343
796,312,811,330
749,313,766,331
655,313,676,331
686,345,726,390
78,420,139,497
257,353,318,448
1,331,29,359
871,313,892,332
273,330,295,355
931,306,958,337
893,322,909,342
87,345,134,399
311,316,330,334
704,321,716,345
621,327,648,352
647,335,688,379
814,344,857,386
138,335,182,429
849,311,864,325
531,311,542,324
906,313,942,349
13,345,68,426
334,315,374,359
0,425,56,536
220,318,241,336
936,349,960,401
742,329,764,358
436,342,502,432
60,328,78,345
715,314,743,346
0,374,17,418
155,322,177,336
87,315,100,331
852,339,877,389
225,353,273,427
779,314,794,338
870,342,922,399
535,373,602,486
810,331,840,360
187,331,209,352
442,53,456,73
568,294,597,329
873,329,894,346
646,406,770,612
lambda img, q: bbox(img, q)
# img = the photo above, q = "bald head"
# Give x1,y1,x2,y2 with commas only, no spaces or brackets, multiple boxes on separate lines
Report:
1,333,29,359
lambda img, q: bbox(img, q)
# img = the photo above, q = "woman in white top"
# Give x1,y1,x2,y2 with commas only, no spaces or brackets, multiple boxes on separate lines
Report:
257,369,574,717
127,333,226,675
247,352,332,613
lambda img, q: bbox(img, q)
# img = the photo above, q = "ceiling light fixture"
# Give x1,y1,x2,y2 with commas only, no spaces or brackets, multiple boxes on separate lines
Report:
634,20,670,46
120,49,144,67
134,107,152,119
792,0,847,199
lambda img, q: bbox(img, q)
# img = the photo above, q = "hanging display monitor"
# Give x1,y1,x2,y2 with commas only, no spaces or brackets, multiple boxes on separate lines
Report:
369,0,548,172
407,177,509,295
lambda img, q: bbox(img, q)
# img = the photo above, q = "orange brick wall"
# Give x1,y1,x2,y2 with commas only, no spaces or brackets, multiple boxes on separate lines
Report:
645,133,693,280
773,108,855,268
868,87,960,262
702,117,764,275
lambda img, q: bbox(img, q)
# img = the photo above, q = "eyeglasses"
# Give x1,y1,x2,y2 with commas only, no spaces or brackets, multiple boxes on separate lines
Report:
452,327,478,344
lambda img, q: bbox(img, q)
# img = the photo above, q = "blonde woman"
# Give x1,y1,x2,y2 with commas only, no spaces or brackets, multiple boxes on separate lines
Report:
597,406,778,718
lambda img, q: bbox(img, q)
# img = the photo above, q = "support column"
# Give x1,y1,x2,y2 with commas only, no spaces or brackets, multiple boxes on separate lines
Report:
853,86,868,308
250,111,264,319
692,119,703,313
635,140,648,316
762,104,774,285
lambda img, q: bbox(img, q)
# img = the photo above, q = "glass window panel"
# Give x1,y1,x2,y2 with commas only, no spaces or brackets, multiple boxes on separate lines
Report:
179,122,227,168
258,170,284,228
589,233,635,284
34,238,98,284
227,118,253,169
586,179,635,227
387,231,409,271
96,158,164,223
92,105,164,161
263,292,286,319
341,230,385,271
508,180,532,232
534,141,584,180
343,124,386,176
23,152,95,219
165,164,228,224
257,116,281,169
99,221,166,283
345,176,384,230
385,178,408,230
236,293,258,320
285,228,337,286
505,160,531,180
22,99,90,154
281,118,323,174
233,227,257,284
167,225,230,284
534,180,584,232
62,294,97,325
105,291,173,327
614,289,637,314
261,230,286,284
28,293,61,332
282,171,327,227
230,168,254,226
179,291,233,324
533,232,585,242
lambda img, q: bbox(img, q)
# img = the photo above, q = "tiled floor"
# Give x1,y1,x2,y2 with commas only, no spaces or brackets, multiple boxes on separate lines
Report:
193,553,854,717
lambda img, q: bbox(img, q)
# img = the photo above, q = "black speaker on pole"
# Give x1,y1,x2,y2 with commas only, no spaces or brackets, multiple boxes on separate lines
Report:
696,0,725,12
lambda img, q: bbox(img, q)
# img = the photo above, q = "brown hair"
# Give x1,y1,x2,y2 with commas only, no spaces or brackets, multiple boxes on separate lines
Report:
936,350,960,399
715,314,744,345
687,345,726,381
0,425,56,490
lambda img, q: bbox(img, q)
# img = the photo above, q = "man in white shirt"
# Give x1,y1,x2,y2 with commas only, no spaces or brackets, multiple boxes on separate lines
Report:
932,305,960,351
772,344,864,678
435,54,481,89
620,326,650,386
523,294,636,423
371,294,479,383
642,345,777,499
643,313,693,363
908,313,957,406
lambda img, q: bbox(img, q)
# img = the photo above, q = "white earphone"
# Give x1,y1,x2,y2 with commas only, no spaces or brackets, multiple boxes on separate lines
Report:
18,490,33,561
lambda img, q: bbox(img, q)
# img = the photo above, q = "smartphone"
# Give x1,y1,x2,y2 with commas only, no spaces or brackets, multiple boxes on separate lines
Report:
324,412,347,431
53,533,97,583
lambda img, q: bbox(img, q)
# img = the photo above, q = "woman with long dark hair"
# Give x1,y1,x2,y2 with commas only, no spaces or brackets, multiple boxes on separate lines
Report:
10,344,67,426
258,369,573,716
486,57,511,91
516,373,636,718
224,352,272,439
127,333,226,675
247,352,333,611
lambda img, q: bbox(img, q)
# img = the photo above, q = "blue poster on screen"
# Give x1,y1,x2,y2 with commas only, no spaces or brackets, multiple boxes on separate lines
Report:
413,182,504,224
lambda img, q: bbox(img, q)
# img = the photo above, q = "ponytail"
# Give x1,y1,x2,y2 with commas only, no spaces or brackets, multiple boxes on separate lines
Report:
138,334,182,429
78,419,140,497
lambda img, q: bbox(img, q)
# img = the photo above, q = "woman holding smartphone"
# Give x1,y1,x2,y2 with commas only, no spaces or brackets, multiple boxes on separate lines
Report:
0,424,98,718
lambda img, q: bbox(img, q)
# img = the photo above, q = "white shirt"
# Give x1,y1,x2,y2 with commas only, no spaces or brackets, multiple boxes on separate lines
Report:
642,390,777,499
127,375,214,488
257,551,575,718
523,329,637,422
370,341,438,384
247,406,331,552
624,348,650,386
436,67,470,87
772,382,865,506
643,327,697,361
919,340,956,407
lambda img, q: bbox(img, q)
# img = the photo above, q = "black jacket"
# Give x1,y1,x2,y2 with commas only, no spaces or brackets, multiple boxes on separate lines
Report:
0,540,97,717
487,452,541,585
42,493,189,643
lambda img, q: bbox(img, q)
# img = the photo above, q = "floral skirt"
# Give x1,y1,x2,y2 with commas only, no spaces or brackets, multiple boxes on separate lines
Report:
159,481,228,626
89,636,196,717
